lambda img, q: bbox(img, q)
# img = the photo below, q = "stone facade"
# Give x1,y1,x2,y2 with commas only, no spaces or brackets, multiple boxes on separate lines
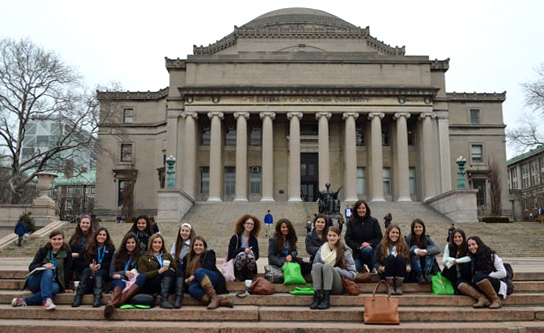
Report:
94,8,510,219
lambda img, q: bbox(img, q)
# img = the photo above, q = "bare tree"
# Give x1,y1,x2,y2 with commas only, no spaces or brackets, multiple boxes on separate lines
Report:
488,158,502,216
0,38,99,203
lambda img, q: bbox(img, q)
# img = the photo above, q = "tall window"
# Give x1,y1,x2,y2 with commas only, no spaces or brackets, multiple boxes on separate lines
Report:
250,126,261,146
383,168,391,195
470,109,480,124
224,167,235,195
471,145,483,163
521,164,529,189
356,126,365,146
225,126,236,146
382,127,390,146
509,168,518,189
121,144,133,162
123,108,134,123
249,167,261,194
118,180,132,207
409,167,416,195
200,167,209,193
66,199,73,211
201,125,210,146
531,160,539,186
357,167,366,194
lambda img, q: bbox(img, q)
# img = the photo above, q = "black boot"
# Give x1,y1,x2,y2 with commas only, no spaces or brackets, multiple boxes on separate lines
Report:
72,271,90,307
416,272,425,284
310,290,321,309
92,275,103,307
173,276,184,309
160,275,174,309
317,290,330,310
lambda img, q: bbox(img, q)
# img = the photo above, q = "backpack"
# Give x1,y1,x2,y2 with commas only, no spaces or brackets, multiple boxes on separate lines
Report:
501,262,514,295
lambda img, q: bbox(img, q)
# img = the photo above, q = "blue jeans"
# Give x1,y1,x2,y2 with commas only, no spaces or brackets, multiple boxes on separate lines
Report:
354,247,373,271
24,269,59,305
188,268,218,301
411,255,434,273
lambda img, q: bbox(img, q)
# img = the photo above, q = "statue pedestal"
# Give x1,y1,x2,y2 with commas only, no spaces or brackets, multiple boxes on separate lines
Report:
425,190,478,223
156,189,194,222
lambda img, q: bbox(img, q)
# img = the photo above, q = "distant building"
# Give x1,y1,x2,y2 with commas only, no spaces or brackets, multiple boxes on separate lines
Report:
507,146,544,221
51,170,96,221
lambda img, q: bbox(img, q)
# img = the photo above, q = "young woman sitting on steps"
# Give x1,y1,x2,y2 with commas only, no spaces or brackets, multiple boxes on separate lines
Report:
72,227,115,308
69,214,94,280
138,233,177,309
268,218,310,275
441,228,472,294
227,214,261,281
305,215,329,264
183,236,232,309
12,230,73,310
170,222,196,308
457,236,508,309
310,227,356,310
128,215,154,251
373,224,411,295
104,232,146,318
405,219,441,284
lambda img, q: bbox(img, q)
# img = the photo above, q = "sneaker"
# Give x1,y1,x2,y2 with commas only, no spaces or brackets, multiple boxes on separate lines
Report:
43,298,56,310
11,298,27,307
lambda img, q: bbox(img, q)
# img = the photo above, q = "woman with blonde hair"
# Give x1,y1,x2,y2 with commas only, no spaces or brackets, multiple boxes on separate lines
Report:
227,214,261,281
373,224,411,295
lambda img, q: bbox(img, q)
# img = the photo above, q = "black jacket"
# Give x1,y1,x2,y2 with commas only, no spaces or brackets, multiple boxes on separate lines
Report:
27,246,73,292
227,233,260,262
345,215,383,260
84,244,115,279
268,236,300,267
182,250,227,294
68,235,90,275
305,229,326,263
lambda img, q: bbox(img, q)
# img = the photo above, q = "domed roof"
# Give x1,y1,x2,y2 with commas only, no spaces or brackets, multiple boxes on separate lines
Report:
241,7,358,30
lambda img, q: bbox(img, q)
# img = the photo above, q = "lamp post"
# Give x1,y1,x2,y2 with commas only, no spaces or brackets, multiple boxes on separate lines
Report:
166,155,176,189
456,156,467,189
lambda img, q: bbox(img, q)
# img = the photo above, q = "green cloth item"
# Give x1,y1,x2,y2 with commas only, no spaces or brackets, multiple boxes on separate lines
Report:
282,262,306,285
431,272,455,295
120,304,151,309
289,286,315,295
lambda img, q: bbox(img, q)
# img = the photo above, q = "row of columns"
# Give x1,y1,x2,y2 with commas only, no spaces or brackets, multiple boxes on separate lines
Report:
181,111,437,202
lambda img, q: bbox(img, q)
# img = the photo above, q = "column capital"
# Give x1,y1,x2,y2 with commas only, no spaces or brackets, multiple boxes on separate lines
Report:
182,111,198,119
233,112,250,120
287,112,303,120
207,112,224,120
419,112,437,120
259,111,276,120
367,112,385,120
315,112,332,120
342,112,359,120
394,112,411,120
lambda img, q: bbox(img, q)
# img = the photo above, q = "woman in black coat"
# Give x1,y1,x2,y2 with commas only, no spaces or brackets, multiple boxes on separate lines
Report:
12,230,72,310
68,214,94,279
345,200,383,272
184,236,232,309
227,214,261,281
305,215,329,264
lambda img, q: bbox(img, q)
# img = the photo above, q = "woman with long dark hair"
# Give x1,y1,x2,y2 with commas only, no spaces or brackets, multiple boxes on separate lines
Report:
305,215,329,264
373,224,411,295
441,228,472,293
345,200,382,272
104,232,145,318
184,236,232,309
72,227,115,307
310,227,356,310
69,214,94,278
169,222,196,308
405,218,440,283
227,214,261,281
138,233,177,309
457,236,508,309
128,215,153,250
12,230,72,310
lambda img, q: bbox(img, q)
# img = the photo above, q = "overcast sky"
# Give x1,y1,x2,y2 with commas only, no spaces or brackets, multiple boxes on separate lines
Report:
1,0,542,158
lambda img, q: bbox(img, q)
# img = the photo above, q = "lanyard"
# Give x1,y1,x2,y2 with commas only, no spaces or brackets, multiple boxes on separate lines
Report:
284,240,290,256
50,250,57,275
240,235,249,249
153,252,163,268
124,255,132,271
79,238,84,246
97,246,106,264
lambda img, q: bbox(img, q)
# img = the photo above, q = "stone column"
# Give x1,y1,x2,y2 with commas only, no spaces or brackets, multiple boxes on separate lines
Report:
420,112,437,201
207,112,224,202
316,112,332,191
343,112,359,202
394,112,411,202
260,112,276,201
368,112,385,201
182,112,198,199
234,112,250,202
287,112,303,201
437,115,452,192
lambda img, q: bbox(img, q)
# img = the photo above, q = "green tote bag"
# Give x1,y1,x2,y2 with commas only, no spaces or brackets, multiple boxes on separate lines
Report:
282,262,306,285
431,272,455,295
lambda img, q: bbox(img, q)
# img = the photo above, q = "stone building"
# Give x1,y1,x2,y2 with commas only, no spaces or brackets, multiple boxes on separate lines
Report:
95,8,510,219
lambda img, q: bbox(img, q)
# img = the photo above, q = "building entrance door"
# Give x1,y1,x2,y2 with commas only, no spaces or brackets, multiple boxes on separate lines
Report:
301,153,319,202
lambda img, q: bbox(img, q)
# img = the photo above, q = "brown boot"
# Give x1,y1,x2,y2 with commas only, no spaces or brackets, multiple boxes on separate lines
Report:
104,287,122,319
219,298,233,308
476,279,501,309
201,275,220,310
119,284,141,306
458,282,488,308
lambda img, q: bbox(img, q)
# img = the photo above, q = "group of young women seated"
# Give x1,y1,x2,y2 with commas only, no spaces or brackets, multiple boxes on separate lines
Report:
12,203,511,314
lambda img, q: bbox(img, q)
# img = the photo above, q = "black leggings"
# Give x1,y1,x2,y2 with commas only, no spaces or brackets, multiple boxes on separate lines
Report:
142,269,175,294
382,255,407,278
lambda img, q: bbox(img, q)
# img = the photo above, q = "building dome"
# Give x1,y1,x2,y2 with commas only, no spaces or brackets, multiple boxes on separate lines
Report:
241,7,358,30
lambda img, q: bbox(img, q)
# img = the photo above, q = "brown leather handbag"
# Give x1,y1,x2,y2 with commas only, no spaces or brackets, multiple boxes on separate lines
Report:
250,277,275,295
363,280,399,325
354,272,371,283
341,277,360,296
